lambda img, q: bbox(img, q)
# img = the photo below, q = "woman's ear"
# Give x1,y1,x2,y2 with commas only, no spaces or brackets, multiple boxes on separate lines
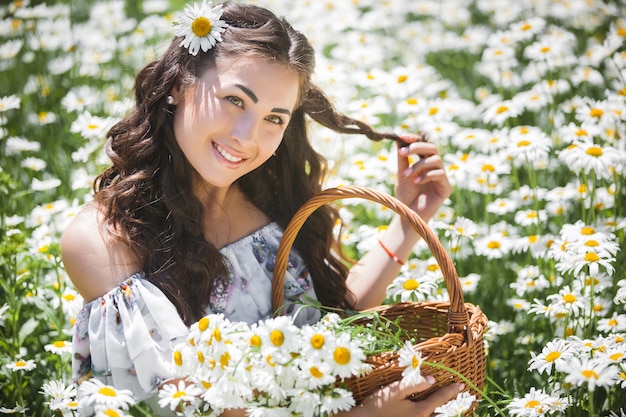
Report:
168,85,182,105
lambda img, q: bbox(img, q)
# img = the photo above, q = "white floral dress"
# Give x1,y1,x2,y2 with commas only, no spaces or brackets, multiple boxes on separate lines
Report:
72,222,320,415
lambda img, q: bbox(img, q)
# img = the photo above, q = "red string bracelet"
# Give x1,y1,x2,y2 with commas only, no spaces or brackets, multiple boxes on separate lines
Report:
377,238,405,265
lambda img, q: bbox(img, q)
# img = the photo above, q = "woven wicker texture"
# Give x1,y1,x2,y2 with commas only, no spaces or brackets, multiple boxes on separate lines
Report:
272,185,488,412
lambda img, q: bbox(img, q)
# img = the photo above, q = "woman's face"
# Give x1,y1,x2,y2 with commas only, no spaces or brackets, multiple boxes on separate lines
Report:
172,55,300,191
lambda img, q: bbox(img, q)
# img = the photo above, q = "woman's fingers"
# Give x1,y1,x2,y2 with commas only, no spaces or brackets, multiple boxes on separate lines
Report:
410,383,464,416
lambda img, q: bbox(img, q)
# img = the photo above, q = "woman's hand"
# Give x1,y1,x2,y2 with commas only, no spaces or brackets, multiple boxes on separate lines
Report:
336,376,462,417
395,133,452,223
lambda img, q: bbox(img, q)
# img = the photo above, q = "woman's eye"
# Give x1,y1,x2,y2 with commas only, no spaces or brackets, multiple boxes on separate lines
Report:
226,96,243,107
266,115,284,125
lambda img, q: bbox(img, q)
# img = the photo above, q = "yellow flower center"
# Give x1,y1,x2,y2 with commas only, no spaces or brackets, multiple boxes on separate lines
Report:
411,355,420,369
589,108,603,118
219,352,230,369
53,341,66,348
525,400,541,408
250,335,262,347
192,16,212,37
98,387,118,397
334,347,351,365
487,241,501,249
403,279,419,291
103,410,121,417
197,351,204,363
174,350,183,367
584,252,600,262
517,140,531,147
545,351,561,362
581,369,599,379
198,317,209,331
309,366,324,378
586,146,603,157
397,75,408,83
609,353,624,361
311,334,325,349
562,294,577,303
495,105,509,114
270,329,284,346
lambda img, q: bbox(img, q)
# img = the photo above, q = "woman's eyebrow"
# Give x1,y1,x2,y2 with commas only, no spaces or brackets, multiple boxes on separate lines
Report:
235,83,291,116
235,84,258,103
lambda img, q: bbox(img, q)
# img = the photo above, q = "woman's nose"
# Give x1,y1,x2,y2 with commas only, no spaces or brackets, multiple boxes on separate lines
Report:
231,114,259,145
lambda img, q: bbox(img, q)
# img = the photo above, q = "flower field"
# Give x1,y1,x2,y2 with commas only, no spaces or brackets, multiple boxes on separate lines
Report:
0,0,624,415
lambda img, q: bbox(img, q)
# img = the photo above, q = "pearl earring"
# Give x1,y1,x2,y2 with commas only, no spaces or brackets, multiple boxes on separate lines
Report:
166,95,175,105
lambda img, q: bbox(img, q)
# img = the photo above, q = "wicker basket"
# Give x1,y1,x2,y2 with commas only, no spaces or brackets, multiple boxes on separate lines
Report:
272,185,488,412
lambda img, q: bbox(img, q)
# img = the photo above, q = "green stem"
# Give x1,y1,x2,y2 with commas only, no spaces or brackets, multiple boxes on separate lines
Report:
423,360,507,417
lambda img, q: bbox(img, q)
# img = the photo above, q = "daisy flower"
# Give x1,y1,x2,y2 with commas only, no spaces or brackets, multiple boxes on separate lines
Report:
564,356,617,391
398,340,424,385
295,357,336,390
0,94,20,112
94,406,134,417
386,272,439,302
508,387,551,417
40,380,76,404
158,380,203,412
434,391,476,417
44,340,72,355
546,286,586,317
482,99,523,126
6,359,36,372
78,379,136,409
507,125,552,167
558,141,620,181
527,338,575,375
597,313,626,333
473,230,513,259
327,332,368,378
320,387,355,415
173,0,228,56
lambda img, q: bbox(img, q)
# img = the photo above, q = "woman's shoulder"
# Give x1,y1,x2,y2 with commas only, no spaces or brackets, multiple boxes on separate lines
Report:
61,202,142,303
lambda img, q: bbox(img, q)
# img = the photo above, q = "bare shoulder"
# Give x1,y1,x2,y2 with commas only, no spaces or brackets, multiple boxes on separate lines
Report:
60,202,142,302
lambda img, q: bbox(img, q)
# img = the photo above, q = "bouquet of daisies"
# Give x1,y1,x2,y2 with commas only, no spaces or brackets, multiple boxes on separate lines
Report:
158,312,392,416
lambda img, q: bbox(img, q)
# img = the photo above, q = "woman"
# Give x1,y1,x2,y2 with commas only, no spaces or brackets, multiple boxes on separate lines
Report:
61,1,458,415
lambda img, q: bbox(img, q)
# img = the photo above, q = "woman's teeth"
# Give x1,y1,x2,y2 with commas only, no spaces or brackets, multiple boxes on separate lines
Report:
215,143,244,163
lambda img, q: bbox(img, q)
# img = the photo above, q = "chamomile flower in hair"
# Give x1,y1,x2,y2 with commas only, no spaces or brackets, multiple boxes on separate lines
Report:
174,0,228,56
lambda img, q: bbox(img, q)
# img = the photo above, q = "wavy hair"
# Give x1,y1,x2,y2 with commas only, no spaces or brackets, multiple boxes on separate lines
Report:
95,2,399,325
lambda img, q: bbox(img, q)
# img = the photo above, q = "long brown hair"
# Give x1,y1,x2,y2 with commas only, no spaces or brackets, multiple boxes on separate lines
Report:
95,2,398,325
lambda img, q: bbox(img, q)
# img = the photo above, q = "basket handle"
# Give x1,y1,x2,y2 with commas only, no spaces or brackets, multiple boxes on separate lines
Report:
272,185,470,334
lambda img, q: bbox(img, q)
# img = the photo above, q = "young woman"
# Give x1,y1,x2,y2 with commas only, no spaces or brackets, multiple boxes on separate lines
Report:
61,1,458,415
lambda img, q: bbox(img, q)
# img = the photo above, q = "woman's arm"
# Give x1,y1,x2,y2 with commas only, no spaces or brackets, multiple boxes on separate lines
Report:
61,203,142,302
346,134,452,310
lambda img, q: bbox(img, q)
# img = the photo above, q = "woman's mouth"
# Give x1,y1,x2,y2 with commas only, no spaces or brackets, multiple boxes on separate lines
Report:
214,142,245,163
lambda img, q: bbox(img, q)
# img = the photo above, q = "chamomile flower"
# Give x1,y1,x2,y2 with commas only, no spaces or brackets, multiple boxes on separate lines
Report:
6,359,36,372
44,340,72,355
40,379,76,405
158,380,203,412
327,332,368,378
78,379,135,409
386,272,439,302
94,406,133,417
527,338,575,375
563,356,617,391
320,387,355,415
398,341,424,385
597,313,626,333
173,0,228,56
559,140,620,181
434,391,476,417
507,387,554,417
0,95,20,112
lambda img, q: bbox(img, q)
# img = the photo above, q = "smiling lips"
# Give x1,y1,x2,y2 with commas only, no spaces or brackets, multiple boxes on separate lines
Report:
214,142,245,164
